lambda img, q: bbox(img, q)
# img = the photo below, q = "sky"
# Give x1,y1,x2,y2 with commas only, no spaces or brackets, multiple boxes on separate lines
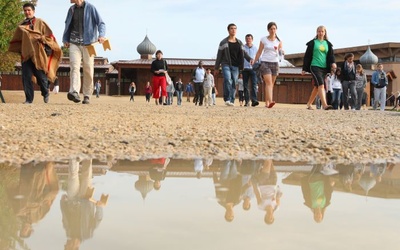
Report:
33,0,400,63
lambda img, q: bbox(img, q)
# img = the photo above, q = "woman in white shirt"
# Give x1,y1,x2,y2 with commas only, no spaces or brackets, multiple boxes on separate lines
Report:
254,22,283,108
329,68,342,110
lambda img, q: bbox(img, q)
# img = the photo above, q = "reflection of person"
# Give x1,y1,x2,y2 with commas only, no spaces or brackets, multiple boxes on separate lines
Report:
371,63,388,111
302,25,335,110
336,164,356,192
151,50,168,105
214,23,253,106
301,164,336,223
194,158,213,179
251,159,282,224
8,3,62,104
238,160,258,211
63,0,106,105
149,158,170,190
13,162,59,239
213,160,243,222
61,158,107,250
254,22,283,108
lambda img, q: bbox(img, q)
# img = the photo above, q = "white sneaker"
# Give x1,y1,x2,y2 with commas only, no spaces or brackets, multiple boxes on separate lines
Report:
225,101,231,106
320,167,338,176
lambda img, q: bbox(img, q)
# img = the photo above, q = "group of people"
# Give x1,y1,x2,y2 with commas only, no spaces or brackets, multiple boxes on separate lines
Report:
8,4,393,111
150,22,283,108
9,0,106,105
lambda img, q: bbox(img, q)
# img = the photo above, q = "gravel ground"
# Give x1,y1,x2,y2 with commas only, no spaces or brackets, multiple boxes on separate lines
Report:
0,90,399,166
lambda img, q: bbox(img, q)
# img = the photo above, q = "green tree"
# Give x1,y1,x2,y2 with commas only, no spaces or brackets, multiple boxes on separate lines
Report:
0,1,38,72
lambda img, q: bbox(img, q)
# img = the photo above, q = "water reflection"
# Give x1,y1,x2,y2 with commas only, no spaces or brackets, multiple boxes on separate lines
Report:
61,158,108,250
0,158,399,249
0,162,58,249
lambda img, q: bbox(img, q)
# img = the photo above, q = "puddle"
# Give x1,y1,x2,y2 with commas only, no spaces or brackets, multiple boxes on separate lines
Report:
1,158,399,250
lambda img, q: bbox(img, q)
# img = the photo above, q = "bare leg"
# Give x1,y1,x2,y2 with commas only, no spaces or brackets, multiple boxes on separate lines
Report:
263,74,276,107
318,85,330,109
307,87,318,107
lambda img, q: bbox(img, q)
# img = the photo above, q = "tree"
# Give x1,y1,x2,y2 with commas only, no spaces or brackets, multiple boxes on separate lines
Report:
0,1,36,72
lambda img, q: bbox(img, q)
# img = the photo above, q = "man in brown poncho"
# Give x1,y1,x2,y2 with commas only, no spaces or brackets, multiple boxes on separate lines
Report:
8,2,62,104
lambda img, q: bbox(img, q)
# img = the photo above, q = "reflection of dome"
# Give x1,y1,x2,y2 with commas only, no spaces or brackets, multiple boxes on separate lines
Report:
360,46,378,69
136,35,156,59
358,174,376,197
134,175,154,199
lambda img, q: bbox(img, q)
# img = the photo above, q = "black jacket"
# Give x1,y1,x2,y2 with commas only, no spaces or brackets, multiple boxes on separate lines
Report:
302,39,335,73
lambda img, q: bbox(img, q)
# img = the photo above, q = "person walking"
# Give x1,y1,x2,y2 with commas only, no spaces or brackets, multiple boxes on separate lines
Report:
8,3,62,104
341,53,358,110
214,23,253,106
302,25,335,110
329,67,342,110
175,78,184,105
63,0,106,105
203,69,215,107
151,50,168,105
129,82,136,102
145,81,152,102
94,80,101,98
371,63,388,111
242,34,259,107
192,61,206,106
254,22,283,108
185,82,194,102
354,64,367,110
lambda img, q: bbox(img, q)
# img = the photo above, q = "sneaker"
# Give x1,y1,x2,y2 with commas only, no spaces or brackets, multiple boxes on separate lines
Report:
251,100,259,107
43,94,49,103
82,96,90,104
225,101,234,106
67,91,81,103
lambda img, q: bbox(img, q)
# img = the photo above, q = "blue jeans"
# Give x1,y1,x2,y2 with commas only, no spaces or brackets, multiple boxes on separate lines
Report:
222,65,239,103
176,90,183,105
242,69,258,103
331,88,342,110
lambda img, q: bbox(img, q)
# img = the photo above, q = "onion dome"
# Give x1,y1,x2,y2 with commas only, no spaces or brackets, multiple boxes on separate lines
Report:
134,175,154,199
136,35,156,59
360,46,378,69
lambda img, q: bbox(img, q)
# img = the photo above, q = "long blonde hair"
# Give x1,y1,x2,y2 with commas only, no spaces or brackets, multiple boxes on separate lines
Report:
314,25,328,40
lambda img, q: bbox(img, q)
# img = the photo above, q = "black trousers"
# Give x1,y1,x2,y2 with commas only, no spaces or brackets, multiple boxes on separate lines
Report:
22,59,49,103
